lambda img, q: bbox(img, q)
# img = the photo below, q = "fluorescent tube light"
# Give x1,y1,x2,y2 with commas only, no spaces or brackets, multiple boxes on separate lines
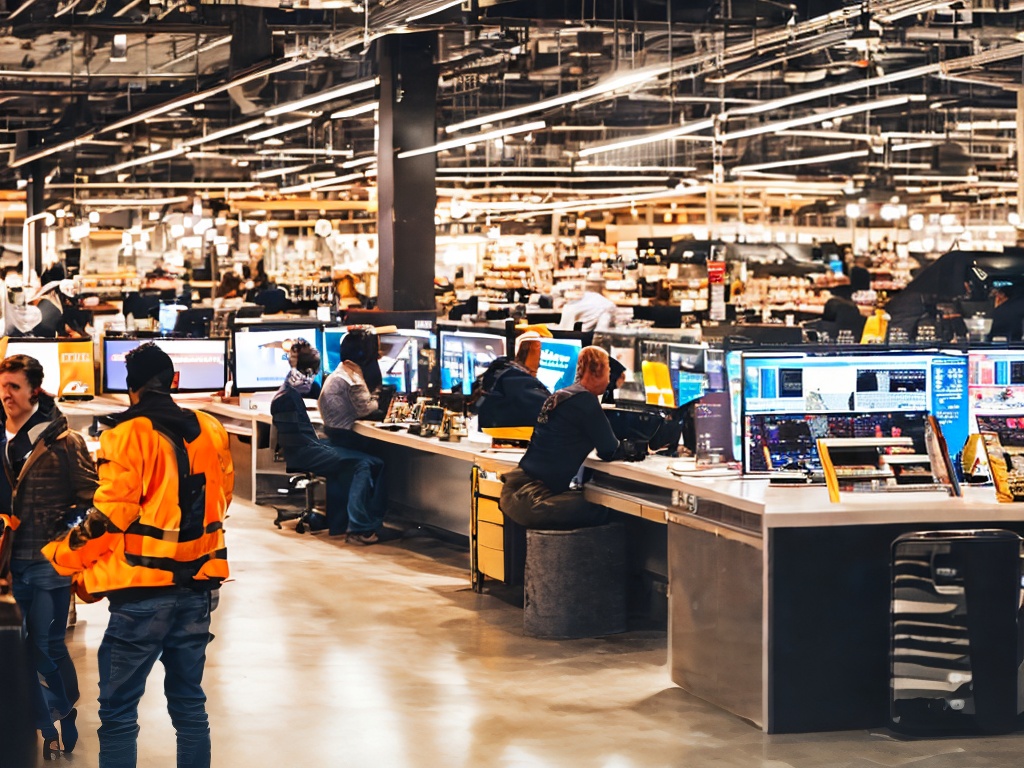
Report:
733,149,869,175
405,0,463,22
341,155,377,169
96,147,186,175
577,119,714,159
184,119,266,147
278,172,365,194
266,79,376,117
398,120,545,159
330,101,379,120
246,119,313,141
444,66,670,134
253,164,310,179
720,95,925,143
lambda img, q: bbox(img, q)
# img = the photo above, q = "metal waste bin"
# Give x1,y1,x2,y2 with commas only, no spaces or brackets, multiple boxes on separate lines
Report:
891,529,1023,734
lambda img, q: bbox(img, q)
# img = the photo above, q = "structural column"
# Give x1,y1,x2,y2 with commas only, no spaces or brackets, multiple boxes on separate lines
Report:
376,33,439,312
27,160,46,279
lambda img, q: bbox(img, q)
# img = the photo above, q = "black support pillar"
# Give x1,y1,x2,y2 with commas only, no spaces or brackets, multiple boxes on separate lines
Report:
376,33,438,312
27,160,46,279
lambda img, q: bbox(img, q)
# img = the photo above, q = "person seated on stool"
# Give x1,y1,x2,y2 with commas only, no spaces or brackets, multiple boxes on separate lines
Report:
270,340,355,537
318,328,387,545
499,346,626,530
471,330,551,428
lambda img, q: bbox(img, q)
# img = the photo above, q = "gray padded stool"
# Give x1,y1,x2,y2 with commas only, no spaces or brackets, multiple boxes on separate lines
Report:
524,522,627,639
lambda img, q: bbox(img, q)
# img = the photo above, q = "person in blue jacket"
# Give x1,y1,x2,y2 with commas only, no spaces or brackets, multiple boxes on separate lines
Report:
471,331,551,429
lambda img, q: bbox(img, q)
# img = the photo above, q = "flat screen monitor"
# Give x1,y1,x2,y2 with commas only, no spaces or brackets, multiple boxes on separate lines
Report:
641,341,706,408
159,304,186,335
103,338,228,393
4,338,95,398
741,352,969,473
439,331,506,395
232,325,322,392
321,328,435,395
535,338,581,392
968,349,1024,415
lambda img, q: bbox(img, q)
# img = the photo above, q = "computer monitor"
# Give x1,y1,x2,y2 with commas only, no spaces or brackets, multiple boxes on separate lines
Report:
323,327,435,392
159,303,186,335
740,351,969,472
173,308,214,338
968,349,1024,415
535,338,581,392
232,324,323,392
103,337,228,394
641,341,707,408
5,338,95,398
439,331,506,395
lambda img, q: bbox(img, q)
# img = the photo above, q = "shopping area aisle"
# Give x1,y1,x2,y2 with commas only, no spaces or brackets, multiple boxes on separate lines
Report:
58,500,1024,768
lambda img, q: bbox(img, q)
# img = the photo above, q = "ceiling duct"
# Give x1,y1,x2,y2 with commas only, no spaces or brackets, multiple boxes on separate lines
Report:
932,141,973,175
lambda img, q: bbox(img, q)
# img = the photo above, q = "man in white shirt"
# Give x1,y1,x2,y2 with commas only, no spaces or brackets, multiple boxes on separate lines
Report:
559,276,616,332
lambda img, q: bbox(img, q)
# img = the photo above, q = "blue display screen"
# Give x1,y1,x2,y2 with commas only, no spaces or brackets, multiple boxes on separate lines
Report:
439,331,506,395
104,338,227,393
741,352,969,472
535,339,581,392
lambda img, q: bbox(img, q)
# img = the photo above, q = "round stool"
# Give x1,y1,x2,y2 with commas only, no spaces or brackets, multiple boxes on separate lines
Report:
523,522,627,639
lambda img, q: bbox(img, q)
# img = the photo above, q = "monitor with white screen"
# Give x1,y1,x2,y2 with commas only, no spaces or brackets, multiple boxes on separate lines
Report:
741,351,969,473
968,349,1024,416
232,325,322,392
5,338,95,398
103,338,228,393
439,331,506,395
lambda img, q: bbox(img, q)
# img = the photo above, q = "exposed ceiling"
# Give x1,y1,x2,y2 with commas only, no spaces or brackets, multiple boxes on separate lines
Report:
0,0,1023,225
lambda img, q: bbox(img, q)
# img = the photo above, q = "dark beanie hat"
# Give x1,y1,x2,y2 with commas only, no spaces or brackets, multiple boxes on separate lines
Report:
125,342,175,392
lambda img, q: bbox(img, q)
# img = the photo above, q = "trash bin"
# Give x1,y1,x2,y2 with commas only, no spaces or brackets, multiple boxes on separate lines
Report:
891,529,1023,734
524,522,627,639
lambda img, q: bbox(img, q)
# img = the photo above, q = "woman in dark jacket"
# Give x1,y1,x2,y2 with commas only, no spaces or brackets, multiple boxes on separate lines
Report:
0,355,98,761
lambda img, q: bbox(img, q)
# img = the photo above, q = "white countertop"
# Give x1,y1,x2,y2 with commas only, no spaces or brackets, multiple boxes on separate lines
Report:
583,455,1024,529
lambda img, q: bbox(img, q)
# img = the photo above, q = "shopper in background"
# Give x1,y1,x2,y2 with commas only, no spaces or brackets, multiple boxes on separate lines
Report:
318,327,387,545
45,343,233,768
559,274,617,332
470,330,551,429
499,346,623,529
0,354,96,761
989,282,1024,341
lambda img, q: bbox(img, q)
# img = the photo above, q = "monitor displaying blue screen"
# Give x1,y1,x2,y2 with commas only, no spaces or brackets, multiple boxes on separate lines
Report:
440,331,506,395
535,338,581,392
322,328,434,394
232,326,322,392
741,352,969,472
104,338,228,393
159,304,186,335
667,344,705,407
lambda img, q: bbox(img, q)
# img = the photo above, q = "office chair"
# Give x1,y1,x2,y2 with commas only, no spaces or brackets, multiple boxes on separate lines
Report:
268,422,326,533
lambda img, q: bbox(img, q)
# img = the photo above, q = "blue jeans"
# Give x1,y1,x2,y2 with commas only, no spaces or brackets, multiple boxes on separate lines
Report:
326,430,387,534
98,588,219,768
283,439,358,535
10,559,76,733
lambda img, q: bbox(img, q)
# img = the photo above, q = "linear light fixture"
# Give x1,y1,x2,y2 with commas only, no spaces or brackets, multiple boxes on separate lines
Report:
330,101,379,120
436,165,698,174
253,164,310,179
398,120,545,159
246,119,313,141
733,149,869,175
444,66,669,134
256,148,354,157
184,118,266,147
954,120,1016,131
341,155,377,169
96,147,186,175
577,119,714,159
720,95,925,143
278,172,365,194
94,118,267,175
266,78,377,117
405,0,463,22
76,196,191,207
10,54,315,169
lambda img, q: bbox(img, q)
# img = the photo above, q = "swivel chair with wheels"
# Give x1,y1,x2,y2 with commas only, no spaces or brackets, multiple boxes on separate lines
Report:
268,423,327,532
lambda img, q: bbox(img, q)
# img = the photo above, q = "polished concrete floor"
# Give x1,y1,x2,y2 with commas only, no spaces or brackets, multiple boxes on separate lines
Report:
51,500,1024,767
